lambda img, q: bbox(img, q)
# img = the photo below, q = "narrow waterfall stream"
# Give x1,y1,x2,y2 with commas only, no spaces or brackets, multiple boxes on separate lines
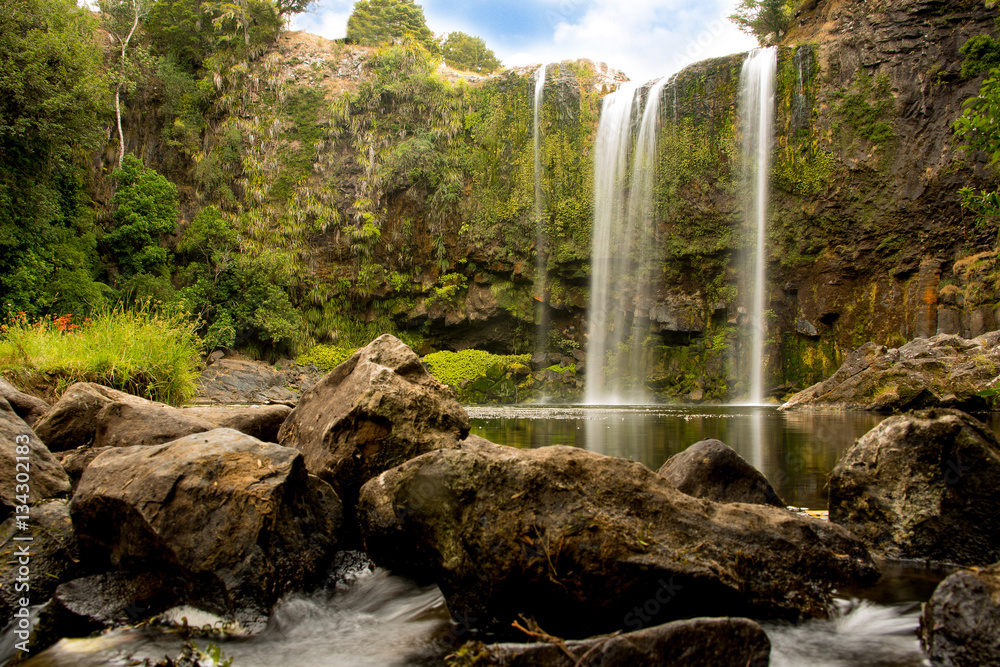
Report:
532,64,549,386
739,47,778,404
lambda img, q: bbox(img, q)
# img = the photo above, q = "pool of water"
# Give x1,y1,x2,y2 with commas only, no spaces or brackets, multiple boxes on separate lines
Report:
468,405,999,509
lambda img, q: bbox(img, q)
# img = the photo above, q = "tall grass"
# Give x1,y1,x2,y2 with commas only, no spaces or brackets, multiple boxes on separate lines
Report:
0,303,203,405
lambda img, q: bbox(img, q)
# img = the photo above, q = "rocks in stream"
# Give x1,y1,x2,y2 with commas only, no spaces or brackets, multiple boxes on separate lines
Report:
358,440,879,638
92,401,218,448
829,409,1000,566
70,428,342,622
479,617,771,667
657,438,786,507
781,333,1000,412
920,562,1000,667
278,334,470,513
180,404,292,443
32,382,159,451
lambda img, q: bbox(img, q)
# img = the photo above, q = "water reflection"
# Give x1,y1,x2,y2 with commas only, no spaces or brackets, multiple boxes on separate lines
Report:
468,405,886,509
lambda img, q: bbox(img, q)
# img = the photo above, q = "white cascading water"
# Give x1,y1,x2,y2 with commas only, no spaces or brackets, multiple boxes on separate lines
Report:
533,64,548,377
585,77,668,404
739,47,777,405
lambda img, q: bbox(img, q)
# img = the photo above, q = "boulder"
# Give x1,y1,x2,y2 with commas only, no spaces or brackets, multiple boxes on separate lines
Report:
278,334,469,512
32,383,157,451
480,617,770,667
919,562,1000,666
92,402,217,448
829,409,1000,565
181,404,292,442
0,500,79,622
0,378,49,427
657,439,786,507
0,398,71,520
193,357,323,405
70,428,342,621
781,333,1000,412
358,441,878,638
58,447,113,489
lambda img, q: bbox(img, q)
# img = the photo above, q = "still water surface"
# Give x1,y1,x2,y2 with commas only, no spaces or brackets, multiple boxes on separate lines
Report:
13,405,998,667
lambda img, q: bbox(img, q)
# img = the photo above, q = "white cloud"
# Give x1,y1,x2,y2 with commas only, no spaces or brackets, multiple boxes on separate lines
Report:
289,1,353,39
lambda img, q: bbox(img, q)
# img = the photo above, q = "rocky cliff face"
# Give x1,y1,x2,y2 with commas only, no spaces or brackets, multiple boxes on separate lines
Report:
138,0,1000,402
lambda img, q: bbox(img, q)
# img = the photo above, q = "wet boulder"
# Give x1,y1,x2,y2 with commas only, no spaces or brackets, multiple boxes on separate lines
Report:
0,398,71,519
0,500,79,622
32,383,157,451
829,409,1000,565
181,405,292,443
920,562,1000,666
92,401,217,448
358,441,878,638
0,378,49,427
657,439,785,507
278,334,469,512
480,617,770,666
71,428,342,622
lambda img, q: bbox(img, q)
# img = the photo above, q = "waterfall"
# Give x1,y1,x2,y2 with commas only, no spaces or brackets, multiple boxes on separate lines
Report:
533,64,549,381
584,77,668,405
739,47,777,405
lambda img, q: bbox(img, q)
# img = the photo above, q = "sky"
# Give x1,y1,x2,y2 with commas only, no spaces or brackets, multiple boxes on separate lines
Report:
290,0,760,84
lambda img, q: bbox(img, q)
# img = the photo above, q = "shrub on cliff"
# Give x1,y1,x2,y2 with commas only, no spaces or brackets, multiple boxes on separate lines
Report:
346,0,437,54
440,32,500,73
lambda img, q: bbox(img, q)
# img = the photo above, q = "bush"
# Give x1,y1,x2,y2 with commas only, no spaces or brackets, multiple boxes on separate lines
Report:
295,343,358,371
422,349,530,390
0,303,203,404
440,32,500,73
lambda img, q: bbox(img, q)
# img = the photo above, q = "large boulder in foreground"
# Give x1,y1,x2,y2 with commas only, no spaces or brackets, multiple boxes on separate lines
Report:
480,617,770,667
0,398,71,519
657,439,785,507
920,562,1000,666
358,441,878,638
781,333,1000,412
279,334,469,510
829,409,1000,565
93,402,217,448
32,383,156,451
71,428,342,621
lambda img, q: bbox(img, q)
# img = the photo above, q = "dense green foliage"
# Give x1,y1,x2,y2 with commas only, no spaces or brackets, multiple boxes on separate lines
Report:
441,32,501,73
422,349,531,402
0,304,202,404
346,0,436,53
0,0,111,317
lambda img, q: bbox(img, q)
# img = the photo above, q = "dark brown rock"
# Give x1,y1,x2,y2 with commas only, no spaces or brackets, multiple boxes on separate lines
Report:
920,562,1000,667
829,409,1000,565
93,402,217,448
180,404,292,442
278,334,469,513
358,442,878,638
657,439,785,507
32,383,157,451
0,500,79,622
481,617,770,667
57,447,113,489
0,398,71,520
193,357,323,405
781,333,1000,413
0,378,49,427
70,428,342,621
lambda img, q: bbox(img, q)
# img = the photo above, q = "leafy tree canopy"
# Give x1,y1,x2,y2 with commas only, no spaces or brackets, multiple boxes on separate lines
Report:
440,31,501,73
346,0,437,54
729,0,792,45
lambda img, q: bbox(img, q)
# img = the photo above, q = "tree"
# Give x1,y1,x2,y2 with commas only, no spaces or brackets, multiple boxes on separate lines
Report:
104,155,179,282
0,0,111,316
440,32,500,73
100,0,152,167
729,0,791,45
346,0,437,54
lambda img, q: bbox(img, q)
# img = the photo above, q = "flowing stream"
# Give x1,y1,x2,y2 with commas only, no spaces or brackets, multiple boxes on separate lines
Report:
532,64,549,383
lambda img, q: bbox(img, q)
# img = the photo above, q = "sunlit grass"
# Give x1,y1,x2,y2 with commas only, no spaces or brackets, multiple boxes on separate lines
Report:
0,303,203,405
